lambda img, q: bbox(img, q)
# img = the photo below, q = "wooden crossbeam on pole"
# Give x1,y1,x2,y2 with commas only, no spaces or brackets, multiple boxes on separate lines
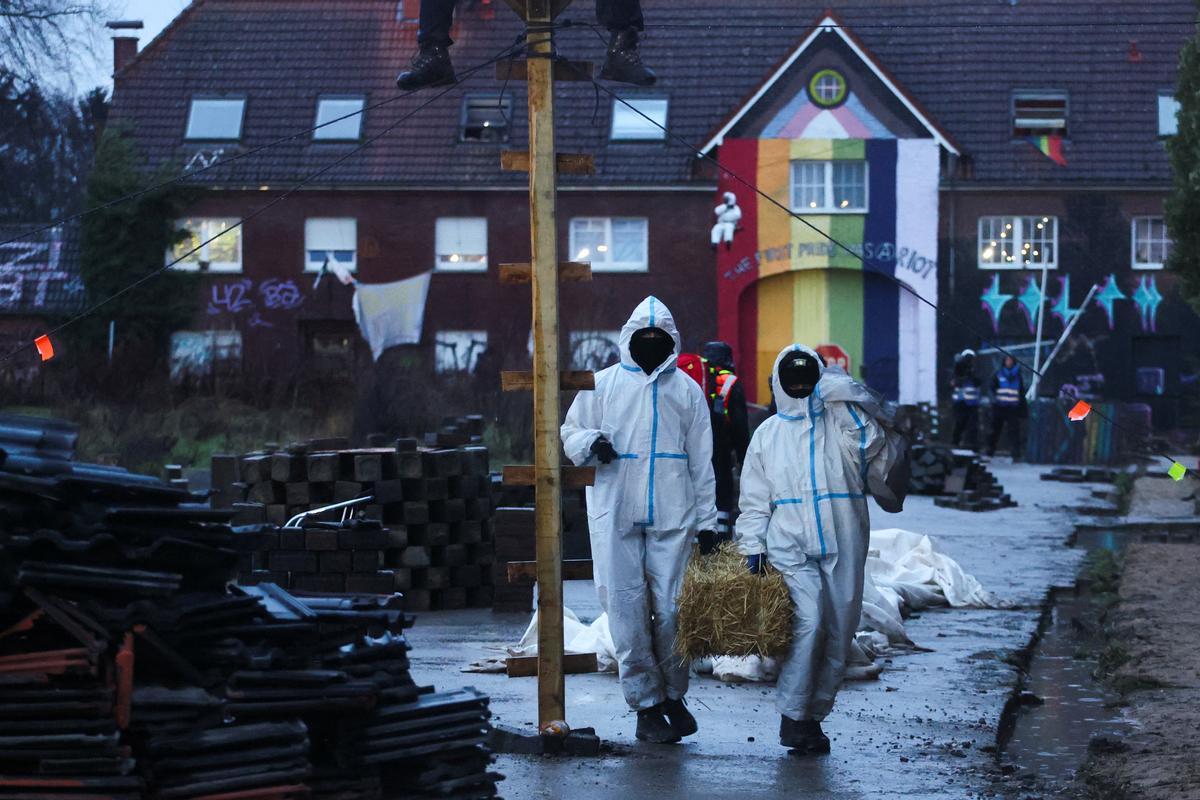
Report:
500,370,595,392
498,262,592,284
496,60,594,82
500,150,595,175
507,559,594,583
502,464,594,489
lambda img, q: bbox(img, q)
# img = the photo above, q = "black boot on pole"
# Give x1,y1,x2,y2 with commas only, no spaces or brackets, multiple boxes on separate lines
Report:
600,28,656,86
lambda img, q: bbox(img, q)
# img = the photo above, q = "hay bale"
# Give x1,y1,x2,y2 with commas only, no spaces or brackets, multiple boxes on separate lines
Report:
674,543,793,659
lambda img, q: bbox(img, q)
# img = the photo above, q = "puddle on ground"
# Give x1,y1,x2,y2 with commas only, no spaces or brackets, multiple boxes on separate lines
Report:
1002,587,1133,787
1001,526,1155,788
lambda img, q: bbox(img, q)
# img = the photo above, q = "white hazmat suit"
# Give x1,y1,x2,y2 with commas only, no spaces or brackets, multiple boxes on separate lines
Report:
561,296,718,710
736,344,904,722
711,191,743,247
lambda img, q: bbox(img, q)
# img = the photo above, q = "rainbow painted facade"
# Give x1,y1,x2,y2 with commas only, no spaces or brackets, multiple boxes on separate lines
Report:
702,17,953,405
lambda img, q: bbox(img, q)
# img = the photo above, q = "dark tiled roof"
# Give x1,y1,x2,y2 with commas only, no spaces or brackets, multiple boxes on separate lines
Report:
0,223,84,316
109,0,1196,188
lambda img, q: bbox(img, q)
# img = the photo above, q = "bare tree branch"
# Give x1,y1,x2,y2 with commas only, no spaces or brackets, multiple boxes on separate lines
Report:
0,0,118,90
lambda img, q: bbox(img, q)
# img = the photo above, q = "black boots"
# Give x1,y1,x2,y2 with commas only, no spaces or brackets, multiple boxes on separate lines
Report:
662,697,698,738
396,44,456,90
780,716,831,754
636,704,681,744
600,29,656,86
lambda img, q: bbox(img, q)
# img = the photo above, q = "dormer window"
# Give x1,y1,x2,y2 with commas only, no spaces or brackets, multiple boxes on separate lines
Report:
460,94,510,142
185,97,246,141
1012,91,1068,138
611,98,668,141
314,96,365,141
1158,91,1180,137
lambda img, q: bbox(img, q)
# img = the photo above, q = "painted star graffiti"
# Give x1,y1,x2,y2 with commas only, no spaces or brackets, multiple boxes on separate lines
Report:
1093,274,1127,329
1050,275,1084,326
1016,276,1046,333
980,274,1014,333
1131,275,1164,333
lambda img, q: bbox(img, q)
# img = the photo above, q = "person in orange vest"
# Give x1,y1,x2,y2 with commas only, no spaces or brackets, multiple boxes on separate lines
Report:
700,341,750,551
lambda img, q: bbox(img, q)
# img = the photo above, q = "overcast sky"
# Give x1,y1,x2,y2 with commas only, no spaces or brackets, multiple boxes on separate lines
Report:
78,0,189,92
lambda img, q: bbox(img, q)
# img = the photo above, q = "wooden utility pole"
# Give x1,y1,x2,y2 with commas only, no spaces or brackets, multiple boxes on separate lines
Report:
497,0,595,730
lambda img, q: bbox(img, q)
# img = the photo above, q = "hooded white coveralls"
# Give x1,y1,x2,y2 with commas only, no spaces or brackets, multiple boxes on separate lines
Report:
561,296,718,710
710,191,743,246
736,344,903,722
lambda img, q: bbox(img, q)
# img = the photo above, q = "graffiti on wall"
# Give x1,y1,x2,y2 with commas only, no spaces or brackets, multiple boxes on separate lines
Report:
0,231,84,313
1131,276,1164,333
206,278,305,329
979,272,1162,334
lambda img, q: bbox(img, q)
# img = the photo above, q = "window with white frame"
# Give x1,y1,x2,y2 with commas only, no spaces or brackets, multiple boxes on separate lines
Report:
610,98,668,141
460,94,511,142
169,330,243,383
435,217,488,271
1158,91,1180,137
569,217,648,272
569,330,622,371
304,218,357,272
168,218,242,272
314,96,365,141
978,216,1058,269
185,98,246,141
434,330,488,374
789,160,867,212
1131,216,1172,269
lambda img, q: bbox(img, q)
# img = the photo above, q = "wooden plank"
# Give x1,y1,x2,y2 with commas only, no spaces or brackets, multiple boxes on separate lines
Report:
495,60,594,82
500,150,595,175
507,559,594,584
503,465,594,489
498,261,592,285
506,652,598,678
500,370,595,392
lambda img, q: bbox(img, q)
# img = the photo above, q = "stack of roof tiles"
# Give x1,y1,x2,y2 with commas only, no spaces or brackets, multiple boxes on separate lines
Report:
214,436,495,611
0,414,503,800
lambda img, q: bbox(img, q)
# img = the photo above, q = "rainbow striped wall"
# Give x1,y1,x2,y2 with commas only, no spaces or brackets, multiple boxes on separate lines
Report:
717,137,923,404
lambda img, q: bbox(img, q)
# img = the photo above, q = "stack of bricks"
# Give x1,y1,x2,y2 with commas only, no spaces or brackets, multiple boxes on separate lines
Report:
212,438,495,611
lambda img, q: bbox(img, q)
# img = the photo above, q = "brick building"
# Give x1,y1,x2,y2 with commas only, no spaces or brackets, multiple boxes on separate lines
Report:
107,0,1200,423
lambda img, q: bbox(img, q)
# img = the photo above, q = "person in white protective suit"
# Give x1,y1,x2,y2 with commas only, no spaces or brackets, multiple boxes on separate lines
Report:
710,191,742,250
561,296,718,744
736,344,906,755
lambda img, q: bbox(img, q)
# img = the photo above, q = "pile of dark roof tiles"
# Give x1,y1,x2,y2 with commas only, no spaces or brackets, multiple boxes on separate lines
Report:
0,414,502,800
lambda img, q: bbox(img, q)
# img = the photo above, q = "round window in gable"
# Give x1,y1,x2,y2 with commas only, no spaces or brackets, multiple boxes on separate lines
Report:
808,69,847,108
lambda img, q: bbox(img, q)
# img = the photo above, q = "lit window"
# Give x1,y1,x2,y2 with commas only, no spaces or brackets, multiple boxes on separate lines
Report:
569,331,622,371
611,98,668,141
435,330,488,373
304,218,357,272
978,216,1058,269
170,330,242,383
168,218,242,272
789,161,867,212
569,218,648,272
461,94,511,142
1158,91,1180,137
314,96,364,141
1131,216,1172,270
435,217,488,271
1012,91,1068,137
185,98,245,141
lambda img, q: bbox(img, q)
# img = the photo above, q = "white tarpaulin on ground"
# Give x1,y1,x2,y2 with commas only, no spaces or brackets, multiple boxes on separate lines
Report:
507,528,999,682
351,272,432,361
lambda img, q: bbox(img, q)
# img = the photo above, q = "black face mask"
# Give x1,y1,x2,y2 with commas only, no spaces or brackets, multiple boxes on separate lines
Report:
629,328,674,374
778,353,820,399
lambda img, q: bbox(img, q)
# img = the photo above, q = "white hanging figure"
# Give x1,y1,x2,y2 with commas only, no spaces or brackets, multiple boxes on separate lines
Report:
710,191,742,250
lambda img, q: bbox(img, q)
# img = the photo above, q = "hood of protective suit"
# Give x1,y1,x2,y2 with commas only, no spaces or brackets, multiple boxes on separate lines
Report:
618,296,680,379
770,344,897,426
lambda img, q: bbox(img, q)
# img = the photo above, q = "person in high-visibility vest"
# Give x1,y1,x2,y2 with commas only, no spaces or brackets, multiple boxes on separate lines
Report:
949,349,981,448
699,341,750,551
986,355,1026,460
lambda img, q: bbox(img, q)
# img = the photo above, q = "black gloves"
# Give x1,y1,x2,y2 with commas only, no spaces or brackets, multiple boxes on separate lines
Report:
590,437,619,464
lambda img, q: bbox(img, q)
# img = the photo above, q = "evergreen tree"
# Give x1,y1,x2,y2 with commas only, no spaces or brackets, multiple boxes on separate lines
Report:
1166,5,1200,311
75,126,197,368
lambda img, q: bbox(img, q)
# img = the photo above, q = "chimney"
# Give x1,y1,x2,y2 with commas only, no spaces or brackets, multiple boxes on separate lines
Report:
106,20,144,74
